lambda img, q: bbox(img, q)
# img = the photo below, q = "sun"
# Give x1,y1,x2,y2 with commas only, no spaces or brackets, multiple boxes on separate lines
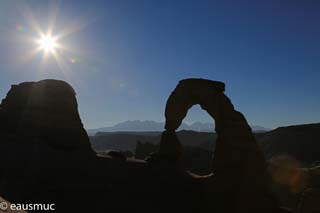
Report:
19,3,88,70
37,34,58,53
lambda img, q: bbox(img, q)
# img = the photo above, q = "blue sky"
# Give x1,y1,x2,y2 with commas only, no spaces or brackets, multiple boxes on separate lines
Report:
0,0,319,129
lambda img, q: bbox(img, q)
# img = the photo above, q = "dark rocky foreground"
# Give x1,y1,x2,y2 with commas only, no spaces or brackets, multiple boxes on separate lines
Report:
0,79,318,213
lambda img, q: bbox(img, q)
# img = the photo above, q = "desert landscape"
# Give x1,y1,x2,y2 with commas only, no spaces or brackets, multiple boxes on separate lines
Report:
0,79,319,213
1,1,319,212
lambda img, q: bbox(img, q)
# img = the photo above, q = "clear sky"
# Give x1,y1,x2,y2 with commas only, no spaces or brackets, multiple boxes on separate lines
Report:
0,0,319,129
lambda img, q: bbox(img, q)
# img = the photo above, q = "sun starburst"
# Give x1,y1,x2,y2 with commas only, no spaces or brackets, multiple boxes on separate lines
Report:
37,34,58,54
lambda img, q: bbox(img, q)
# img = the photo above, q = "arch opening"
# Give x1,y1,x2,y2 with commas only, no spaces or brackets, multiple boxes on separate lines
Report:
176,104,216,175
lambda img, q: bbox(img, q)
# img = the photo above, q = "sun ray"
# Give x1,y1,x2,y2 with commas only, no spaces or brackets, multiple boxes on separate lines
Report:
52,48,69,74
20,46,42,63
47,1,60,36
54,17,96,40
17,2,44,37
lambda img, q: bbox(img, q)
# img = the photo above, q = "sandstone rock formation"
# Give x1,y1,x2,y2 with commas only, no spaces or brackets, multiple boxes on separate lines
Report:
0,80,99,211
0,79,93,153
162,78,277,212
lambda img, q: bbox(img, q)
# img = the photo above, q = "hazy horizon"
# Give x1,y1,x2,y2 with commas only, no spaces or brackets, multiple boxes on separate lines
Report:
85,119,272,130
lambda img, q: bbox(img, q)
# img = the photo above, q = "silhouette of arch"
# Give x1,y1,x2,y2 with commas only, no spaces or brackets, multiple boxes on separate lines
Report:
161,78,274,212
164,78,265,171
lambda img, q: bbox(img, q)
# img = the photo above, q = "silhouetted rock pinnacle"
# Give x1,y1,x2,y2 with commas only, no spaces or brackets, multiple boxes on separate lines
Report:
0,79,93,153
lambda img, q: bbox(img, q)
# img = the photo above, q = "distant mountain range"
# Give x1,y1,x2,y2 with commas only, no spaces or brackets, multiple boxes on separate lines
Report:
90,130,216,152
90,123,320,166
86,120,271,135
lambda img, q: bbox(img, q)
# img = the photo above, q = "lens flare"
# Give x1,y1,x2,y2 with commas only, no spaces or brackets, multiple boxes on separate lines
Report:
69,57,78,64
16,24,25,32
268,155,307,193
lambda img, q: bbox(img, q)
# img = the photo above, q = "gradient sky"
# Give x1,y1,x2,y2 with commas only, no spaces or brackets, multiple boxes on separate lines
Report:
0,0,319,129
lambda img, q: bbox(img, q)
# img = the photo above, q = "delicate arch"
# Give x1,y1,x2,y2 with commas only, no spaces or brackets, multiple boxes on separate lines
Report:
163,78,265,172
160,78,274,212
